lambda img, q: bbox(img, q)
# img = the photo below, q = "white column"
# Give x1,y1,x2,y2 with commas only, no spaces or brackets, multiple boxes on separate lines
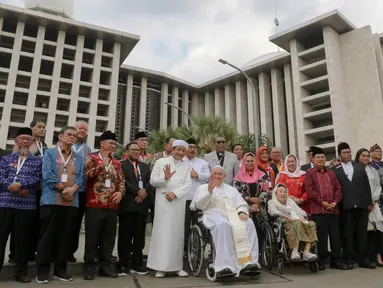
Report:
107,43,121,131
160,83,168,129
87,39,103,150
247,77,260,136
214,88,225,117
284,64,297,155
123,75,133,144
182,90,189,125
25,26,45,125
171,86,179,127
0,21,24,148
271,68,288,153
68,34,84,126
258,72,274,142
235,81,248,135
45,30,66,146
204,92,214,116
224,85,236,123
191,93,199,117
138,77,147,129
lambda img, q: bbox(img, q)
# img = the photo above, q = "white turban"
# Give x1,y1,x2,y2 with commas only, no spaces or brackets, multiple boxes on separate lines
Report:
172,140,188,150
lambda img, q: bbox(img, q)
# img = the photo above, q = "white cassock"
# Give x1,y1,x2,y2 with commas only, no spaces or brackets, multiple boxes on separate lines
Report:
148,156,192,272
191,183,259,274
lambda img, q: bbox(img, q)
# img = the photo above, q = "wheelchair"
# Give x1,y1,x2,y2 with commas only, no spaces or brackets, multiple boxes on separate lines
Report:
270,216,319,275
187,212,261,282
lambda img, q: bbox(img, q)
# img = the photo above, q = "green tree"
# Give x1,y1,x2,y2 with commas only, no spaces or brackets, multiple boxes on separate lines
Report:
235,133,273,154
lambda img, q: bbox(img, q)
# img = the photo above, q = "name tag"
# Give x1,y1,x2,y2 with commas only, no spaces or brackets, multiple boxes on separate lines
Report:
105,179,111,188
139,181,143,189
61,174,68,182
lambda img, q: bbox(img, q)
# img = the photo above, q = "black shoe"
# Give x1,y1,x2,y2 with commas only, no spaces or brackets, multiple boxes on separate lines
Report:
99,267,118,278
53,273,73,282
16,276,31,283
111,255,118,263
36,275,50,284
377,263,383,267
130,266,149,275
330,262,347,270
83,274,94,281
345,261,354,270
359,261,376,269
68,255,77,263
118,267,129,276
217,268,235,278
319,263,326,271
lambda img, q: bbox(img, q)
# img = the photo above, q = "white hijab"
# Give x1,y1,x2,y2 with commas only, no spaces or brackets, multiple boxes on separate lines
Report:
270,184,305,218
279,154,306,178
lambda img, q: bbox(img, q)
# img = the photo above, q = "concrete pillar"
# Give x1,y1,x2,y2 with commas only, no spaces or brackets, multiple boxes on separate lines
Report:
160,83,168,129
138,77,147,129
171,86,179,127
191,93,199,117
0,21,24,148
214,88,225,117
271,68,288,153
107,42,121,131
224,85,236,123
284,64,297,155
198,94,205,116
235,81,248,135
247,77,260,136
182,90,189,125
123,75,133,144
258,72,274,142
204,92,214,116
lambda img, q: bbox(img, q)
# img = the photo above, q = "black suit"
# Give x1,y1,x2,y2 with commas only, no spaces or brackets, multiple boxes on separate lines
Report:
301,162,314,172
118,159,152,269
334,161,372,264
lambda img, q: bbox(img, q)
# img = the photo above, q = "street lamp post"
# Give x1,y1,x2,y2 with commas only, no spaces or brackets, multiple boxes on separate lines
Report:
165,102,195,127
218,58,259,151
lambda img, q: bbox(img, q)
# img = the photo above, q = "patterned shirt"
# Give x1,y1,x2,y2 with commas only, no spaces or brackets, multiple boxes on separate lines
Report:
85,153,125,210
40,148,85,208
304,167,342,215
0,153,42,210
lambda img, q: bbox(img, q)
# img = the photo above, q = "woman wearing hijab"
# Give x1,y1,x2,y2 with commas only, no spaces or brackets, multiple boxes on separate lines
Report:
276,154,309,213
355,148,383,266
256,146,278,190
233,152,269,213
268,184,318,261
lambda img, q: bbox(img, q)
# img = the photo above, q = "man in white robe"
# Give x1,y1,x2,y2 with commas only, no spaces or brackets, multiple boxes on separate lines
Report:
191,166,261,277
147,140,192,278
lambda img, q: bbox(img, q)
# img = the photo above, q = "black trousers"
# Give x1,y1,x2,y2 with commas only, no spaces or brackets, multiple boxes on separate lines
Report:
9,189,41,261
84,208,117,270
184,200,198,252
342,208,369,263
70,192,87,257
311,214,343,264
118,212,147,268
0,208,36,277
36,205,77,276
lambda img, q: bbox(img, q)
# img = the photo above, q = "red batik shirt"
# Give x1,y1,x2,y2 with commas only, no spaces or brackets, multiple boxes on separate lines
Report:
85,153,125,210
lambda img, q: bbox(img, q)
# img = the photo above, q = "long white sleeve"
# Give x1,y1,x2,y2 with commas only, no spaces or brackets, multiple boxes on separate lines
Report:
235,188,250,215
173,166,192,199
193,184,213,211
150,159,167,188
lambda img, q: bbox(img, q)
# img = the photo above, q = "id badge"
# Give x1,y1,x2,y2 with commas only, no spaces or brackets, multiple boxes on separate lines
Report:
105,179,111,188
61,174,68,182
139,181,143,189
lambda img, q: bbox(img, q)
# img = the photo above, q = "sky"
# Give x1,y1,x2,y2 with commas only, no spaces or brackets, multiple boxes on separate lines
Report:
2,0,383,84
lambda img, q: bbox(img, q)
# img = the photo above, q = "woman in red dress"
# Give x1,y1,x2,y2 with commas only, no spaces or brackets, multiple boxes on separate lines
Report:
276,154,310,213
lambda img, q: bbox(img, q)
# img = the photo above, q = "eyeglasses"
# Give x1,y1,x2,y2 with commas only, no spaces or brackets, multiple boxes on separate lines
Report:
216,141,226,144
17,136,33,142
64,132,76,137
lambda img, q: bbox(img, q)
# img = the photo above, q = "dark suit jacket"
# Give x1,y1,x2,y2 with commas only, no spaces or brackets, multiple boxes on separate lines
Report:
334,161,372,211
119,159,152,216
301,163,314,172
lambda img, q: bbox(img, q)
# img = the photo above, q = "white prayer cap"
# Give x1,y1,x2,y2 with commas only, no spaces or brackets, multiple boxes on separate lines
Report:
172,140,188,149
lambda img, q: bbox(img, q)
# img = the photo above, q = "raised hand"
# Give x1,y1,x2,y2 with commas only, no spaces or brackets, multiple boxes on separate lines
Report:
191,168,199,179
207,176,216,193
163,164,176,181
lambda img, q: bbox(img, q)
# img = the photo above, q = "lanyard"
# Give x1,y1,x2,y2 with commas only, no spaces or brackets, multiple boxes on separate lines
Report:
129,160,142,180
58,147,72,172
36,141,44,156
139,154,146,162
99,153,112,178
72,144,84,154
14,156,27,182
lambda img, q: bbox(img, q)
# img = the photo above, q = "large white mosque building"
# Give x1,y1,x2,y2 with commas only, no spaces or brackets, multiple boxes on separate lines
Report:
0,0,382,163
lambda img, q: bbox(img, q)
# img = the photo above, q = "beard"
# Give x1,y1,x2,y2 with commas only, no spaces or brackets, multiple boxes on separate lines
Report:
19,147,29,156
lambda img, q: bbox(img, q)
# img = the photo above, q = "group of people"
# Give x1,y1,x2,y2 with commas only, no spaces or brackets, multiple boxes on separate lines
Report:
0,120,382,284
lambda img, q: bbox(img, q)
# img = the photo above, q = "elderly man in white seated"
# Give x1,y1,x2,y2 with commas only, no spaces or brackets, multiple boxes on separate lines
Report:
191,166,261,278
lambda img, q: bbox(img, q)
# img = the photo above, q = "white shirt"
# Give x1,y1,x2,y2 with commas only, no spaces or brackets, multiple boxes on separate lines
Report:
341,161,354,181
183,156,211,200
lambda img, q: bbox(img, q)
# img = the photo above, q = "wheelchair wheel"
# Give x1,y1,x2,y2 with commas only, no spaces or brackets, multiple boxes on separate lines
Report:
188,225,204,276
261,224,276,270
206,261,217,282
309,262,319,273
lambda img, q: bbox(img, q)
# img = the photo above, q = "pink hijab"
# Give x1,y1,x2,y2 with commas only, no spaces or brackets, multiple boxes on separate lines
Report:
279,154,305,178
234,152,265,183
